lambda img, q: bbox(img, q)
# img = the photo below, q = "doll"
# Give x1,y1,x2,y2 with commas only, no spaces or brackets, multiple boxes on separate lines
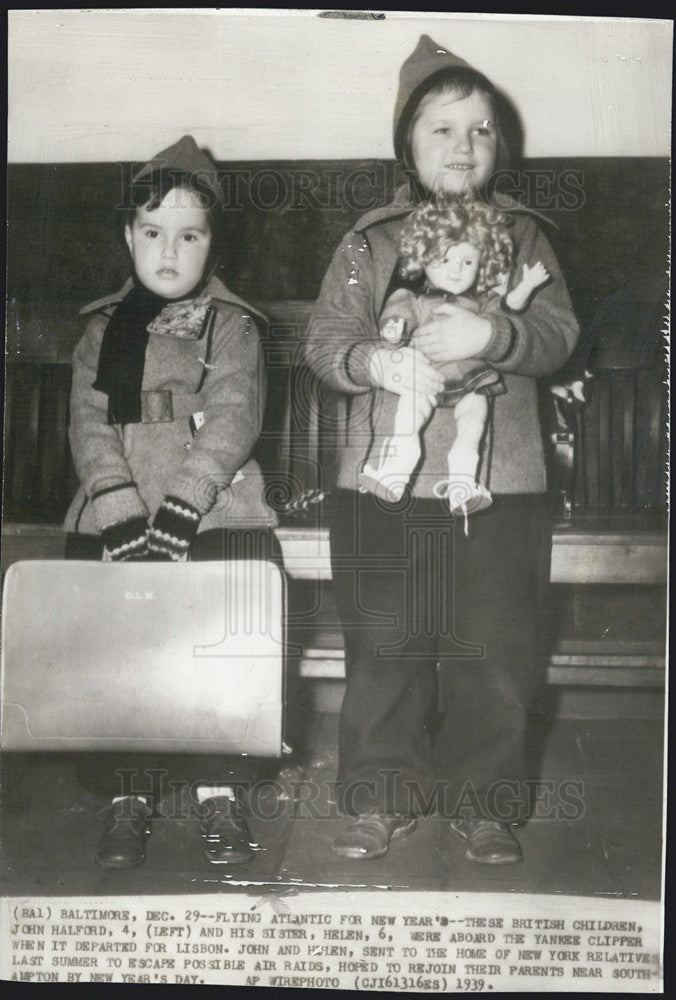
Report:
359,195,549,519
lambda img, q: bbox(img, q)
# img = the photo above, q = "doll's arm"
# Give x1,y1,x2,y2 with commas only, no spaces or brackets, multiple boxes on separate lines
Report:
505,261,550,312
476,218,579,378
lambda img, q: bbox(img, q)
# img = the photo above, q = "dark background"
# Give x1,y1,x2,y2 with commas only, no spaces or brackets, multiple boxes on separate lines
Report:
7,157,669,364
4,157,669,522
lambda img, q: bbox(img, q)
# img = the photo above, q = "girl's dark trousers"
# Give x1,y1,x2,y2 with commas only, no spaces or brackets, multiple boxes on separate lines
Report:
330,488,551,819
65,528,283,809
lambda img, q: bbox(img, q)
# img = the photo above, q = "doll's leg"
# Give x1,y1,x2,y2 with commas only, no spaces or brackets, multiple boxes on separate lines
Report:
448,391,488,478
435,393,492,520
359,391,428,502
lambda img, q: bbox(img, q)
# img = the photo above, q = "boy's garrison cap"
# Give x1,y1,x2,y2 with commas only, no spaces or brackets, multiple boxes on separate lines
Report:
131,134,224,206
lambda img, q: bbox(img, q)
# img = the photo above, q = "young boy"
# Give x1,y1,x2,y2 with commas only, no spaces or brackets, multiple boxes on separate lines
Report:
65,135,279,868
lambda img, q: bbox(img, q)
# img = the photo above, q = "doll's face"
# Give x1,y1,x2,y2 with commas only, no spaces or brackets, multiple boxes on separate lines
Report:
125,186,212,299
425,241,482,295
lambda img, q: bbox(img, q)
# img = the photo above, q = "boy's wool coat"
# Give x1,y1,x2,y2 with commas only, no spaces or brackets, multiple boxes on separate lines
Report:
65,275,276,535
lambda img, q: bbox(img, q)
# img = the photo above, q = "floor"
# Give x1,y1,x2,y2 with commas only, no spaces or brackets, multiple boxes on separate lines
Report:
0,708,664,900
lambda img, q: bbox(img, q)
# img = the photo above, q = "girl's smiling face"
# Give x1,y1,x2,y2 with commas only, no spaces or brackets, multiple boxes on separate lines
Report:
411,88,498,196
125,186,211,299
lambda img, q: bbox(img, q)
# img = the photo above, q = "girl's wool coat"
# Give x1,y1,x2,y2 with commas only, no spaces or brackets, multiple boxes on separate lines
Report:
305,188,579,496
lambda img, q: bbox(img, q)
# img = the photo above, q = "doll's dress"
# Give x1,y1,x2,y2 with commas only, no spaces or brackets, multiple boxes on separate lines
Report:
360,287,499,518
379,287,506,406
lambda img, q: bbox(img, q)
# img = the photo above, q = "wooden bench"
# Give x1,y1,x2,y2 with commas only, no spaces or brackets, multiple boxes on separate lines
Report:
2,300,668,688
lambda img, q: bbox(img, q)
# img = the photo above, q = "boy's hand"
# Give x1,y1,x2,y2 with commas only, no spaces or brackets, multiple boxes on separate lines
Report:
148,496,201,562
369,346,444,397
101,517,149,562
411,303,492,363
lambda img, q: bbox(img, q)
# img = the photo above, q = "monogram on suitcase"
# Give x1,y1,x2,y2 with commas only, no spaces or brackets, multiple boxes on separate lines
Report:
1,560,285,756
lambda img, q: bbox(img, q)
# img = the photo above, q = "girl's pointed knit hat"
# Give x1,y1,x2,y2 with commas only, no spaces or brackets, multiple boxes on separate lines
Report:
393,35,483,162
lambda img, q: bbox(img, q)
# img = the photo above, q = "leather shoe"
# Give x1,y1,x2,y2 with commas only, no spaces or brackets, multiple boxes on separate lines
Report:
332,814,417,860
199,796,256,864
449,818,522,864
96,797,152,869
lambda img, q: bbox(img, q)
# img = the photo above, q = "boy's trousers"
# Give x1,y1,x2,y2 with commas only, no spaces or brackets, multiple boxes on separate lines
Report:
330,488,551,818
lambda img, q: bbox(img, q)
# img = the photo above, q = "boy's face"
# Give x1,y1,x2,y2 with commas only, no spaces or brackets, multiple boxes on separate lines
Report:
125,186,211,299
410,89,498,196
425,242,482,295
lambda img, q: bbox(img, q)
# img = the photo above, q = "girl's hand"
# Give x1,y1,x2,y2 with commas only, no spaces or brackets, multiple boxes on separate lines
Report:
369,346,445,397
411,303,492,363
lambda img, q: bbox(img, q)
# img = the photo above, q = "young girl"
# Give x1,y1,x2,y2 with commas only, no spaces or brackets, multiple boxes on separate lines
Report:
306,35,578,864
359,195,549,517
65,135,279,869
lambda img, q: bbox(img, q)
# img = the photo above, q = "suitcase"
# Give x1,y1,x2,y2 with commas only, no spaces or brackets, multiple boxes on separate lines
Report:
1,560,285,756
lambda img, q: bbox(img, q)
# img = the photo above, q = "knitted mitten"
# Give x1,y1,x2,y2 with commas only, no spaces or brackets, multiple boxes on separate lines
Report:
148,496,201,561
101,517,149,561
91,483,150,561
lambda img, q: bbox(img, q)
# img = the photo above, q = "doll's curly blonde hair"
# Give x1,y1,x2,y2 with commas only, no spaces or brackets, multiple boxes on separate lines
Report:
398,195,514,295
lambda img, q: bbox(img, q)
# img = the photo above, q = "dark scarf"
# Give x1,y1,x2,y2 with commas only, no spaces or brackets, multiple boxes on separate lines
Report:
93,284,167,424
93,278,209,424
